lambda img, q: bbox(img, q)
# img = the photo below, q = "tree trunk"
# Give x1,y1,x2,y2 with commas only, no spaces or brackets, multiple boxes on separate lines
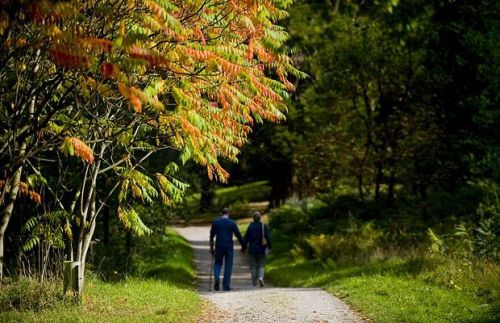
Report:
126,231,132,256
374,162,383,202
357,173,365,202
199,179,214,212
70,143,106,295
333,0,341,14
0,165,24,280
387,170,396,205
0,64,37,280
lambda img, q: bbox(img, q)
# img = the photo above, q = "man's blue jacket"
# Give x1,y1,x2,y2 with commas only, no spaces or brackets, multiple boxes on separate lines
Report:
210,216,243,250
243,221,272,255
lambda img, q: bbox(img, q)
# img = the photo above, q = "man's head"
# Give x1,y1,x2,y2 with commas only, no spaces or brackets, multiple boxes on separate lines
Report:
253,211,261,222
222,207,230,215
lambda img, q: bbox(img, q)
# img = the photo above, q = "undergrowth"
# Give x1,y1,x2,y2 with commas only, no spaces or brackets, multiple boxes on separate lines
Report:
266,189,500,322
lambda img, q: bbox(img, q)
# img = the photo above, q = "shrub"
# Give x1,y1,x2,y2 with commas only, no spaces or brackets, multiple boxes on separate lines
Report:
269,203,310,236
291,222,384,262
427,199,499,262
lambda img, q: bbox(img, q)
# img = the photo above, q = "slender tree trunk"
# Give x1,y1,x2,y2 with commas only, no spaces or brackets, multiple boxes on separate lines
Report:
387,170,396,204
72,143,105,295
0,163,24,280
126,231,132,256
374,162,383,202
357,173,364,202
0,58,38,280
333,0,341,14
199,179,214,212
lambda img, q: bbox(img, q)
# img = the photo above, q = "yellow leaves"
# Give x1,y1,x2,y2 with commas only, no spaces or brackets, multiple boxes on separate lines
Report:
0,11,9,36
144,0,166,19
251,75,281,101
85,77,114,98
120,21,125,36
117,206,152,236
49,25,61,38
62,137,94,164
155,172,187,206
239,16,256,33
80,37,113,53
13,0,298,188
254,44,276,63
127,0,136,10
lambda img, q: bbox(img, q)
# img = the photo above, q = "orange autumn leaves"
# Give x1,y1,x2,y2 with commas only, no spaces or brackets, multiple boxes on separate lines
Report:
62,137,94,164
118,83,143,113
11,0,298,184
0,180,42,205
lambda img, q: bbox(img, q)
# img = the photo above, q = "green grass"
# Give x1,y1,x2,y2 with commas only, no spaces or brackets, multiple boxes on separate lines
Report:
132,227,197,289
0,276,202,322
267,233,499,323
0,228,205,322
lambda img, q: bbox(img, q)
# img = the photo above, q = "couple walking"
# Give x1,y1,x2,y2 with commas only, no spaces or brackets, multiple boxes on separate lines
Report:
209,208,271,291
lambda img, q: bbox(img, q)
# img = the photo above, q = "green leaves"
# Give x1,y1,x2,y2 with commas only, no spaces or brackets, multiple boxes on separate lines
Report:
23,211,69,252
117,206,152,236
118,169,158,205
156,173,188,205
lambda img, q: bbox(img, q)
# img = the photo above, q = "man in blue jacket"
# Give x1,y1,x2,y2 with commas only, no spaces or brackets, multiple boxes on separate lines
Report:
210,208,244,291
243,211,272,287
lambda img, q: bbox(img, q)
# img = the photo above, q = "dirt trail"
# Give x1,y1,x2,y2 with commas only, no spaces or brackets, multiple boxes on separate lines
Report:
175,225,365,323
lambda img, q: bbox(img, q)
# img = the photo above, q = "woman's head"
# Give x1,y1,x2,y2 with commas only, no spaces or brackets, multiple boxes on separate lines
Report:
253,211,261,222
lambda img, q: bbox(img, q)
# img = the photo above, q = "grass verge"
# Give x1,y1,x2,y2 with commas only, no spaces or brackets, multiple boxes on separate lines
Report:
0,227,205,323
267,233,499,323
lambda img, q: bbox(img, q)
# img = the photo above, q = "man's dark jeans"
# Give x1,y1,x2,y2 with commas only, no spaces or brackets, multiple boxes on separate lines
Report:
213,246,234,291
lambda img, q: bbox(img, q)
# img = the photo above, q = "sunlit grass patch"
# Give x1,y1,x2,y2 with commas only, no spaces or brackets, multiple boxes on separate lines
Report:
132,227,197,289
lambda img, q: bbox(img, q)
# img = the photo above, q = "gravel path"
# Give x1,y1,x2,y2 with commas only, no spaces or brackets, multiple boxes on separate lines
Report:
175,225,365,323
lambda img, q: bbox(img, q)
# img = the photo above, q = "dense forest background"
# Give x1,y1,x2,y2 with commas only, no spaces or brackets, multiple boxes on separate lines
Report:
232,0,500,208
